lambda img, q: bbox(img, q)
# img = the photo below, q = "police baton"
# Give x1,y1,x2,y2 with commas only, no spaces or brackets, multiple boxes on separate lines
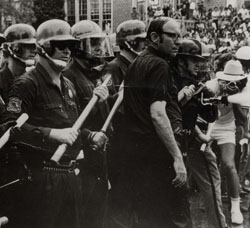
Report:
50,75,112,163
0,113,29,150
101,81,124,133
200,122,215,152
91,81,124,151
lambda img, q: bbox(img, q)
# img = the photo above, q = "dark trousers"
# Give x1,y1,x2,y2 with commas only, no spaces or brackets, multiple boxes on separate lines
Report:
106,135,192,228
80,153,109,228
0,161,82,228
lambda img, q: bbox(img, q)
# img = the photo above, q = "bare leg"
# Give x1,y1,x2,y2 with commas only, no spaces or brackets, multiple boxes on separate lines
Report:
220,143,243,224
220,143,239,198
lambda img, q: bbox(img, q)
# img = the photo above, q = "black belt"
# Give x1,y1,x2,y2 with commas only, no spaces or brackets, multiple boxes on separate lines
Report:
42,160,78,173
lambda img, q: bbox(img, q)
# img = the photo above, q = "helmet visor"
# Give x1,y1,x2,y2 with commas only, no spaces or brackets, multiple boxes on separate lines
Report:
80,35,114,57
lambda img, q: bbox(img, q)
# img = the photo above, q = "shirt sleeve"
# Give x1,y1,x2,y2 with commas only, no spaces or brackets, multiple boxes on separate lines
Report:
147,61,170,105
2,76,51,142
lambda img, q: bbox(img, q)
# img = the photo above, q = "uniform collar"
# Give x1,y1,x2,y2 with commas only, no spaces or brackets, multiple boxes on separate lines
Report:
35,63,67,89
71,57,104,80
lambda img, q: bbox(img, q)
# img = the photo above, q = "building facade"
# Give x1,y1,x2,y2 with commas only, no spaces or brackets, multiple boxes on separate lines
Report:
64,0,247,33
65,0,114,32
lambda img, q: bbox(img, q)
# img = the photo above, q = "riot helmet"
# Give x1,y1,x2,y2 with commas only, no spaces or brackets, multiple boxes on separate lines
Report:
3,24,36,67
36,19,77,68
116,20,146,54
72,20,113,58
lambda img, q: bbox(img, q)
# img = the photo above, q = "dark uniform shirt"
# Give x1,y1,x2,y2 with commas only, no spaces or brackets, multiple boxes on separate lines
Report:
0,64,16,103
63,58,110,132
2,63,81,159
124,46,182,138
105,54,131,92
173,67,217,131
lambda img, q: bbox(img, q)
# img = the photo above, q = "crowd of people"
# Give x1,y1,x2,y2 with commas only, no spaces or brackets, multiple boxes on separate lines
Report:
145,3,250,55
0,9,250,228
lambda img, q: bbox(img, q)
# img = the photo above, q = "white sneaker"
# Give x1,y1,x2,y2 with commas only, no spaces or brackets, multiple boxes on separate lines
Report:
231,210,244,225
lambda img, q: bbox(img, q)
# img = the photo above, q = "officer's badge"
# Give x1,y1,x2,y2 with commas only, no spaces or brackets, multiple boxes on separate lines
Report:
6,97,22,113
68,89,73,99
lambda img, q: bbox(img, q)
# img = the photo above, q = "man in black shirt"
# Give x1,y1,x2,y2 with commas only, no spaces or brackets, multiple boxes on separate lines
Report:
118,17,192,228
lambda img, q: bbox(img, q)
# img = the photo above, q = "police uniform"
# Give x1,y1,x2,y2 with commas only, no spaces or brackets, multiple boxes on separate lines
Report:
174,71,226,228
0,64,17,104
105,54,131,92
0,62,82,228
173,40,227,227
63,57,109,228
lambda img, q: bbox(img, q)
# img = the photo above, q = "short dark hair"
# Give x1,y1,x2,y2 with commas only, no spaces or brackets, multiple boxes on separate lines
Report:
146,17,172,42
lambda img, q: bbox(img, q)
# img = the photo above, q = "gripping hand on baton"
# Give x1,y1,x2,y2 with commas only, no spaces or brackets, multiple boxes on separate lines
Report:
0,113,29,149
91,81,124,151
50,75,112,163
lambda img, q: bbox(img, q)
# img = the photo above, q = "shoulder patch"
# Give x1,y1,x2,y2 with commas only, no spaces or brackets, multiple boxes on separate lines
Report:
6,97,22,113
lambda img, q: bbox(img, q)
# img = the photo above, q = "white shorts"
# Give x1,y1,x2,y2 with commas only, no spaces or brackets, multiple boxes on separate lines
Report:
211,121,236,145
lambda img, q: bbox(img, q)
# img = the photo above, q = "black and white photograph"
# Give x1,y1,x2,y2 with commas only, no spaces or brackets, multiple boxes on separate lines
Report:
0,0,250,228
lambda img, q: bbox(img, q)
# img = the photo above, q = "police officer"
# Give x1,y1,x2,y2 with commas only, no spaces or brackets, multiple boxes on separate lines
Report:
62,20,110,228
105,20,146,91
103,20,147,206
0,19,83,228
121,17,191,228
0,33,6,69
0,24,36,104
173,39,227,228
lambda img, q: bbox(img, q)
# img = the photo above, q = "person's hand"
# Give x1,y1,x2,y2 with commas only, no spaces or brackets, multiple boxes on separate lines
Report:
0,121,16,135
172,157,187,188
0,121,21,141
49,128,79,145
88,131,108,150
183,84,196,101
197,132,213,143
94,85,109,103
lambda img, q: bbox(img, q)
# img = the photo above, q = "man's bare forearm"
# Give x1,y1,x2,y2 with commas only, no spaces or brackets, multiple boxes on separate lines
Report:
151,101,183,160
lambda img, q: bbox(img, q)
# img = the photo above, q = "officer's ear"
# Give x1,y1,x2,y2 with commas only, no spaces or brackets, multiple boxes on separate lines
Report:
150,32,160,44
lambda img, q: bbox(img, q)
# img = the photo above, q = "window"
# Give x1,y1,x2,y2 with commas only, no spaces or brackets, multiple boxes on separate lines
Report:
67,0,75,25
103,0,111,32
79,0,87,20
91,0,99,24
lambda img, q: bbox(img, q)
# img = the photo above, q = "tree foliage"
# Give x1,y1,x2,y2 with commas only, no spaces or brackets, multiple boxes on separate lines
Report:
33,0,65,28
0,0,34,32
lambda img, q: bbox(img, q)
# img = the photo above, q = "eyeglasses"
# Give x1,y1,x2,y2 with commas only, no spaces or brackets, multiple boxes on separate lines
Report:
218,80,239,91
162,32,181,41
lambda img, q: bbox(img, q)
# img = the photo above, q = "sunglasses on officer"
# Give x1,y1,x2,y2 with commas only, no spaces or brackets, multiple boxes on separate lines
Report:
51,40,76,51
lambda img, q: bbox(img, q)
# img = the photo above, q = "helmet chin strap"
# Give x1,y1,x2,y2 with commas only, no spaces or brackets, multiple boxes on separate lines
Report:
124,41,140,56
8,46,35,67
37,45,67,71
